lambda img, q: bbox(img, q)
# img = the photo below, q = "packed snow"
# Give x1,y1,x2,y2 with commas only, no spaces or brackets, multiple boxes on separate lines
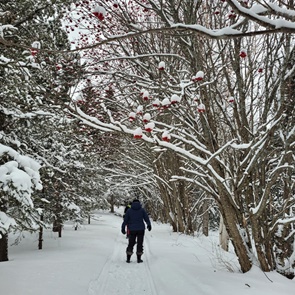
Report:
0,209,293,295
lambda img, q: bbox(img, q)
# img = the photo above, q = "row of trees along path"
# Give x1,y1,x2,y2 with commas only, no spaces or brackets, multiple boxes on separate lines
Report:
1,0,294,279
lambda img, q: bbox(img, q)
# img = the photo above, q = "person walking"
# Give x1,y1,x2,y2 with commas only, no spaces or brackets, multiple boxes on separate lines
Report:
121,199,151,263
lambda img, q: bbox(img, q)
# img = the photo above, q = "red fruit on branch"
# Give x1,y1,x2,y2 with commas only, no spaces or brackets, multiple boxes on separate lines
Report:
197,103,206,113
239,49,247,58
152,99,160,107
142,90,150,101
93,6,106,21
145,122,155,132
162,131,171,142
30,48,38,56
192,71,204,82
129,112,136,121
143,113,151,123
228,97,235,103
134,127,143,139
170,94,181,104
158,61,165,71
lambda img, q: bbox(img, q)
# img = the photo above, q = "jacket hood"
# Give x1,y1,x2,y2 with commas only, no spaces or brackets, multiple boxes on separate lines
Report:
131,201,142,210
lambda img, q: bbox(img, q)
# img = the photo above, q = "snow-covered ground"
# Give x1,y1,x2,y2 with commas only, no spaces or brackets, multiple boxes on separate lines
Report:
0,209,293,295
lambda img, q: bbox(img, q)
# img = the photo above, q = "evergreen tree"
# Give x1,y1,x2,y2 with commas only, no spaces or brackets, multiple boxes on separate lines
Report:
0,0,86,260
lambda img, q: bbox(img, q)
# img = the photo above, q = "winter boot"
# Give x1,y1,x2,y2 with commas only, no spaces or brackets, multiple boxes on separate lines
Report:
137,254,143,263
126,254,131,263
126,251,133,263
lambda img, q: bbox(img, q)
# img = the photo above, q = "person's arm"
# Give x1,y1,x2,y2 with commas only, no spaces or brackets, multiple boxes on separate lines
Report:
121,211,130,233
143,209,151,230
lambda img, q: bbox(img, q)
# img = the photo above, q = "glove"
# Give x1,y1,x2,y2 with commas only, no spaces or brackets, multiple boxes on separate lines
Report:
121,228,126,235
147,225,151,231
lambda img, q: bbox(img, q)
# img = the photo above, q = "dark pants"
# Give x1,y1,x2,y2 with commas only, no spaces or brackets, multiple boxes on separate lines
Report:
126,230,145,255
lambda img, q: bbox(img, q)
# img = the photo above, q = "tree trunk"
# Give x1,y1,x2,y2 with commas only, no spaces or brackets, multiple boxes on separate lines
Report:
0,234,9,262
202,200,210,237
219,214,229,251
0,198,9,261
110,195,115,213
175,197,185,233
58,224,62,238
53,219,62,238
250,213,275,272
38,214,44,250
220,198,252,273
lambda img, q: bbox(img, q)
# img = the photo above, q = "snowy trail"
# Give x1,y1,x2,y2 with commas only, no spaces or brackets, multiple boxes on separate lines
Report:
2,210,294,295
88,232,158,295
86,212,213,295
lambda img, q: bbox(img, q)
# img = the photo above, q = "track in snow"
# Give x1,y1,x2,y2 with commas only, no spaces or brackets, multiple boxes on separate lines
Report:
88,233,158,295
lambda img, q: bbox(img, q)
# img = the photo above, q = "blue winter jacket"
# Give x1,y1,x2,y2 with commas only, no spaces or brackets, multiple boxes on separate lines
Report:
121,202,151,231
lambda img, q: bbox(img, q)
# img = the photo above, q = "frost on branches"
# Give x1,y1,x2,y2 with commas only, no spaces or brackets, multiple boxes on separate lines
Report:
0,0,93,261
0,144,42,237
67,1,295,277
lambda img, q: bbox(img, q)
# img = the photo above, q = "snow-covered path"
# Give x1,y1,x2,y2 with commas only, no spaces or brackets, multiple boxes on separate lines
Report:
84,211,293,295
86,212,203,295
0,210,294,295
88,232,158,295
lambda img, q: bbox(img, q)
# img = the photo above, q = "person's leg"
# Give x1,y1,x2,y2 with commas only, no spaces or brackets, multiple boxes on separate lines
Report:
136,230,145,263
126,231,137,262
